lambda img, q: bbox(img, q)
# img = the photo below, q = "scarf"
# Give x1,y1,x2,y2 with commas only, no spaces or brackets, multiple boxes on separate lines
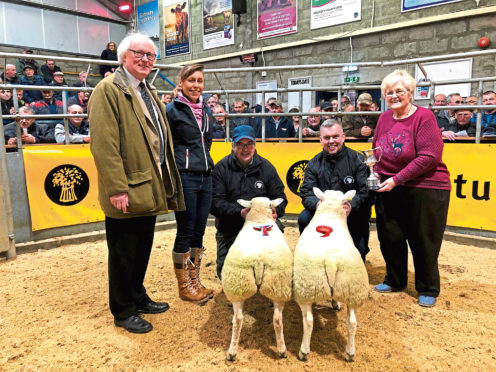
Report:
178,91,203,128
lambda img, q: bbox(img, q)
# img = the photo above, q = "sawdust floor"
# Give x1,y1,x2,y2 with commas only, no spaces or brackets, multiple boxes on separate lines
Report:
1,226,495,371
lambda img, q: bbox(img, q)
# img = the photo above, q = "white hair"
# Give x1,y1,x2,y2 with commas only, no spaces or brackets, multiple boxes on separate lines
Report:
117,33,156,64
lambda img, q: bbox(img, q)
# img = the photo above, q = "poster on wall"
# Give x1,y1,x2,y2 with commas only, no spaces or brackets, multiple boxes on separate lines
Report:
137,0,161,59
257,0,297,40
413,59,472,100
402,0,461,12
202,0,234,50
163,0,191,57
310,0,361,30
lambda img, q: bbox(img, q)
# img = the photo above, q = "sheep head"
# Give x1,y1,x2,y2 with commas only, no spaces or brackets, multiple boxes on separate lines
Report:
237,197,283,222
313,187,356,217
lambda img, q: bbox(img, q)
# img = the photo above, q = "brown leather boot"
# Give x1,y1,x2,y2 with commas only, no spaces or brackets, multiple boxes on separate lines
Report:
172,250,209,304
190,247,214,299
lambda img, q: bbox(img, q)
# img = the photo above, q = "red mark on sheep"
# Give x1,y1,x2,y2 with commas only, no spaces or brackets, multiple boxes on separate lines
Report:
316,225,333,237
253,225,273,236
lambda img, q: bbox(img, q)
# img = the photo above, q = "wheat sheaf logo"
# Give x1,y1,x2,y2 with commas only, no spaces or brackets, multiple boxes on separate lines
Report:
286,160,308,196
44,165,89,206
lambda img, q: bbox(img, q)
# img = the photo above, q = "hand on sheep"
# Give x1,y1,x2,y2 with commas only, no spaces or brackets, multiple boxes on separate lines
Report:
343,201,351,216
241,207,251,219
377,177,396,192
271,207,278,221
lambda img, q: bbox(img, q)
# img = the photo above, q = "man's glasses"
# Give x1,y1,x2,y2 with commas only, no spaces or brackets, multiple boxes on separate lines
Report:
452,100,463,104
70,112,84,115
235,142,255,150
128,49,156,61
385,90,407,97
466,100,477,104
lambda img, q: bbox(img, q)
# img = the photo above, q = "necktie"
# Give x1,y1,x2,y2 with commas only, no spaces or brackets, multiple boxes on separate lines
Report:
139,82,164,163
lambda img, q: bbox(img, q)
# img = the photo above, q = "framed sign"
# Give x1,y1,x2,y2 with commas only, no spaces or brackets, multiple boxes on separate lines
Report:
402,0,461,12
414,59,472,100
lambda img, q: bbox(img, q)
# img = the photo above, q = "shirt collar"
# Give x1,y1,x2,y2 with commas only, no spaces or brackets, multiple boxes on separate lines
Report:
122,66,144,91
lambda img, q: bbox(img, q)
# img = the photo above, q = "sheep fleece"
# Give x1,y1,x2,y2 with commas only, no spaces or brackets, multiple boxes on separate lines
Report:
222,226,293,303
293,232,369,307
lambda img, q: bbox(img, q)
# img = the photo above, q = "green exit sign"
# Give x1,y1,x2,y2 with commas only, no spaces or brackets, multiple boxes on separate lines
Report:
344,76,360,83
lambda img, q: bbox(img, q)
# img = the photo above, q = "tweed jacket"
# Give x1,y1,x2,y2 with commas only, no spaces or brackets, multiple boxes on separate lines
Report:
89,66,185,218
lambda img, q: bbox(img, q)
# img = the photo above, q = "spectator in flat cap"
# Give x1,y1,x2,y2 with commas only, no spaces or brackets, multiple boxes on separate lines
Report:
15,49,41,78
342,92,377,139
19,65,45,104
256,99,295,138
49,71,69,102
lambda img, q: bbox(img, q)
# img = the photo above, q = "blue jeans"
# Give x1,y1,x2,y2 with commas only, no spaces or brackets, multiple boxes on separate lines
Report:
173,172,212,253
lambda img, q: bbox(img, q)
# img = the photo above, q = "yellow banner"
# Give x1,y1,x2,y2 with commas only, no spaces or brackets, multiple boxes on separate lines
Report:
23,145,104,231
22,143,496,231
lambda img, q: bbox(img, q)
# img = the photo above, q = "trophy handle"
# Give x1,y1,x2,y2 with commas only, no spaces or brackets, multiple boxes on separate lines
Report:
374,146,383,162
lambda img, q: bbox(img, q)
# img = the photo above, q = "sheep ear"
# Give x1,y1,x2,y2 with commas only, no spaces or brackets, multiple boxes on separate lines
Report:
237,199,252,208
313,187,325,201
344,190,356,201
271,198,284,207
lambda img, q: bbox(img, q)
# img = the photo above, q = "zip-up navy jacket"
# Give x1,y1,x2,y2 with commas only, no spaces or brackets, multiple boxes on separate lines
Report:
166,98,214,173
256,116,295,138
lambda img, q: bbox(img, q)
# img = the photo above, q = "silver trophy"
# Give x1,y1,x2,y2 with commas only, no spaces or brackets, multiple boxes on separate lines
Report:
359,147,383,191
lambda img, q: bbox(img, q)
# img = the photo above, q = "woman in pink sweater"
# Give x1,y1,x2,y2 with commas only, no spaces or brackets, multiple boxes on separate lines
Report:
372,70,451,308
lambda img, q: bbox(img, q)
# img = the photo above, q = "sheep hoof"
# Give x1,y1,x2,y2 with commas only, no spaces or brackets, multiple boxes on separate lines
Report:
226,352,236,362
297,350,308,361
279,351,287,359
345,352,355,362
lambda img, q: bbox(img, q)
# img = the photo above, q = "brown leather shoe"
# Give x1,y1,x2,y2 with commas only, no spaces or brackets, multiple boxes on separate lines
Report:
189,247,214,299
172,250,209,304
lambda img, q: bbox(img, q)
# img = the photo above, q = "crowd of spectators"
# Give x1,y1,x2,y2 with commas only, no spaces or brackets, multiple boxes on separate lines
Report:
1,45,495,145
0,47,103,145
204,89,495,142
204,92,381,140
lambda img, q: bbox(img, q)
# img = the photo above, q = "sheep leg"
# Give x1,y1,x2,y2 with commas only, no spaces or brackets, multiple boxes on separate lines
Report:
272,301,287,358
345,306,357,362
226,301,244,361
297,303,313,361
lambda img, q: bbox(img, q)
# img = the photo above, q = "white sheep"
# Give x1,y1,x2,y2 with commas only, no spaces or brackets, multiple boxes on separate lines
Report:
293,188,369,362
222,197,293,361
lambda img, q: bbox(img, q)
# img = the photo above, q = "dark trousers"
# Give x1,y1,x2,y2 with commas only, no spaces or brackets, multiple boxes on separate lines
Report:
375,187,450,297
298,207,371,259
215,231,237,280
173,172,212,253
105,215,157,320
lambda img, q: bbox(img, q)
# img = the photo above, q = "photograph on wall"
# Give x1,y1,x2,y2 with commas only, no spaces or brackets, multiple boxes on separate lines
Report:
137,0,161,59
164,0,191,57
257,0,297,40
310,0,361,30
402,0,461,12
202,0,234,50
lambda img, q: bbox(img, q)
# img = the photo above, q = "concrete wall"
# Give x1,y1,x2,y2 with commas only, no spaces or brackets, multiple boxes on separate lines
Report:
145,1,496,106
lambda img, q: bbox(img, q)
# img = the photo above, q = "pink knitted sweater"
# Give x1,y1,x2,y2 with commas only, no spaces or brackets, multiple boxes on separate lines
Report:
372,106,451,190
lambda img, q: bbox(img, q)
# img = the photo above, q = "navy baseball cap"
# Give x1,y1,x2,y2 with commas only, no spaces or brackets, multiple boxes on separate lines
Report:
232,125,255,143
